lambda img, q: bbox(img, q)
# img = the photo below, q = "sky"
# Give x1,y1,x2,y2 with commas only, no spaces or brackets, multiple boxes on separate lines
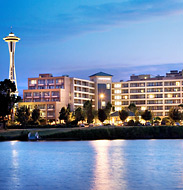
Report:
1,0,183,96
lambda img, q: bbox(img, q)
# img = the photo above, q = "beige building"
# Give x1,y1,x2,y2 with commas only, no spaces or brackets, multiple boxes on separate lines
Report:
112,70,183,118
19,74,95,123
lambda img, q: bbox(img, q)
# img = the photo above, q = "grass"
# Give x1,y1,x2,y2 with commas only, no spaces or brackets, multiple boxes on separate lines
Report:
1,125,183,141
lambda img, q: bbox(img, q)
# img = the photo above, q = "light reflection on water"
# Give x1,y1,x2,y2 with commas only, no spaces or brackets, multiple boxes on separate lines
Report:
1,140,183,190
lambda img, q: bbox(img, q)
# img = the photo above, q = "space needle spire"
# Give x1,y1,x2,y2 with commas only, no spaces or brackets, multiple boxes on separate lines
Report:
3,27,20,95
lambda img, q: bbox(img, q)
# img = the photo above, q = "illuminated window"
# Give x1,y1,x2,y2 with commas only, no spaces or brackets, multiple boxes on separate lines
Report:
115,95,121,99
115,107,122,111
124,96,128,99
176,82,180,86
148,94,154,99
101,101,106,107
106,84,110,89
167,94,172,98
115,101,121,105
141,106,146,111
30,80,36,85
114,90,121,94
114,83,121,88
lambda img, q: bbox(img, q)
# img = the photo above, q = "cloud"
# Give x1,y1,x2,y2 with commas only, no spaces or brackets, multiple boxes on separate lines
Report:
11,0,183,42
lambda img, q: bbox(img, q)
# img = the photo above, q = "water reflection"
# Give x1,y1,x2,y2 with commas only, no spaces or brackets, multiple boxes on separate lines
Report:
91,140,127,190
11,142,20,187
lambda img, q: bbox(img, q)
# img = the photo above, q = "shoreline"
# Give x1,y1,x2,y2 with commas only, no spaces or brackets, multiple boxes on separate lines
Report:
1,125,183,141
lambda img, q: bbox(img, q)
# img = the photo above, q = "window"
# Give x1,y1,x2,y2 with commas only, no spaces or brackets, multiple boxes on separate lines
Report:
29,80,36,85
47,79,54,84
115,107,121,111
147,88,163,92
24,92,32,97
147,82,162,86
47,104,55,109
115,95,121,99
130,83,145,87
101,101,106,107
43,92,50,97
122,83,128,88
38,80,45,84
114,89,121,94
29,86,36,90
115,101,121,105
130,89,145,93
114,83,121,88
33,92,41,97
122,89,128,93
106,84,110,89
56,78,64,84
52,91,59,96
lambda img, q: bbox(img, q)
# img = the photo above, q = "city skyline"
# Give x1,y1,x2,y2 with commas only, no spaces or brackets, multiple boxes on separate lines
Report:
1,0,183,96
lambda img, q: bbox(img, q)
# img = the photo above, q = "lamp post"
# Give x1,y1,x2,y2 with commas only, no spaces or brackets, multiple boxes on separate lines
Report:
100,93,104,109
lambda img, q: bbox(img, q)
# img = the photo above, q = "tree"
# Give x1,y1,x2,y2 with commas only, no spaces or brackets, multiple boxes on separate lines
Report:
104,102,112,118
59,107,67,123
16,106,30,125
169,107,181,123
119,109,129,123
0,79,21,128
153,116,161,125
141,110,152,122
128,103,137,113
98,109,107,123
83,100,94,124
75,107,85,123
32,106,40,124
59,104,71,124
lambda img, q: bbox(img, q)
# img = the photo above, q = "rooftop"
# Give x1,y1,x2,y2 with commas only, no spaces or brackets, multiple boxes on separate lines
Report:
89,72,113,77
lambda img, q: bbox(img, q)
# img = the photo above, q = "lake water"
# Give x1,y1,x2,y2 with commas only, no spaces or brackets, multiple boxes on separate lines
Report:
1,140,183,190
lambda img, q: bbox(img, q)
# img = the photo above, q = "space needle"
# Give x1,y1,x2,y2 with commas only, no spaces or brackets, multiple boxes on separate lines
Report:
3,28,20,95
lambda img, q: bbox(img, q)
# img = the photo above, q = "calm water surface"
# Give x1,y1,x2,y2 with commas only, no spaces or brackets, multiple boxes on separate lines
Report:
1,140,183,190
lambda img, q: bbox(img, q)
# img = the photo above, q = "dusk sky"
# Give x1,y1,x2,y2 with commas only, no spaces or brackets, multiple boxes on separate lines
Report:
1,0,183,96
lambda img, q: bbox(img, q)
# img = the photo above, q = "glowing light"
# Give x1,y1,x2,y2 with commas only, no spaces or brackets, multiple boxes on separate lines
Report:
168,94,172,98
141,106,146,111
114,83,121,88
100,93,104,99
98,77,111,81
149,94,154,98
124,96,128,99
176,82,180,86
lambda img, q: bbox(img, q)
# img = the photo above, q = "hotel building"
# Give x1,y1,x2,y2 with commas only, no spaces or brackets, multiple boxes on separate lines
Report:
112,70,183,117
19,69,183,123
19,72,112,122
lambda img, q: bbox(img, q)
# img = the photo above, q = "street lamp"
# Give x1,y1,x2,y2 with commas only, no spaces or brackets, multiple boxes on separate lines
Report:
100,93,104,109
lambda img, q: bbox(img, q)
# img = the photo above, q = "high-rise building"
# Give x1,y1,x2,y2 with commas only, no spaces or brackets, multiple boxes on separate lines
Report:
3,30,20,95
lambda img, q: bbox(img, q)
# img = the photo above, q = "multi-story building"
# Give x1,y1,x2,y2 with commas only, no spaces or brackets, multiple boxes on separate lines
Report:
112,70,183,118
19,73,96,123
90,72,112,110
20,69,183,123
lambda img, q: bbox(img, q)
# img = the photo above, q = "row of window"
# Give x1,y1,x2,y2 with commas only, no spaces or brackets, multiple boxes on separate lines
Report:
29,85,64,89
114,93,181,99
74,80,94,87
113,81,182,88
74,87,94,93
114,87,181,94
25,98,59,102
114,99,181,105
25,91,60,97
29,79,64,85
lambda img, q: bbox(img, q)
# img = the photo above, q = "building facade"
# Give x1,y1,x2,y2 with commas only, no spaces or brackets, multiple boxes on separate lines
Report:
19,73,98,123
19,69,183,123
112,70,183,117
